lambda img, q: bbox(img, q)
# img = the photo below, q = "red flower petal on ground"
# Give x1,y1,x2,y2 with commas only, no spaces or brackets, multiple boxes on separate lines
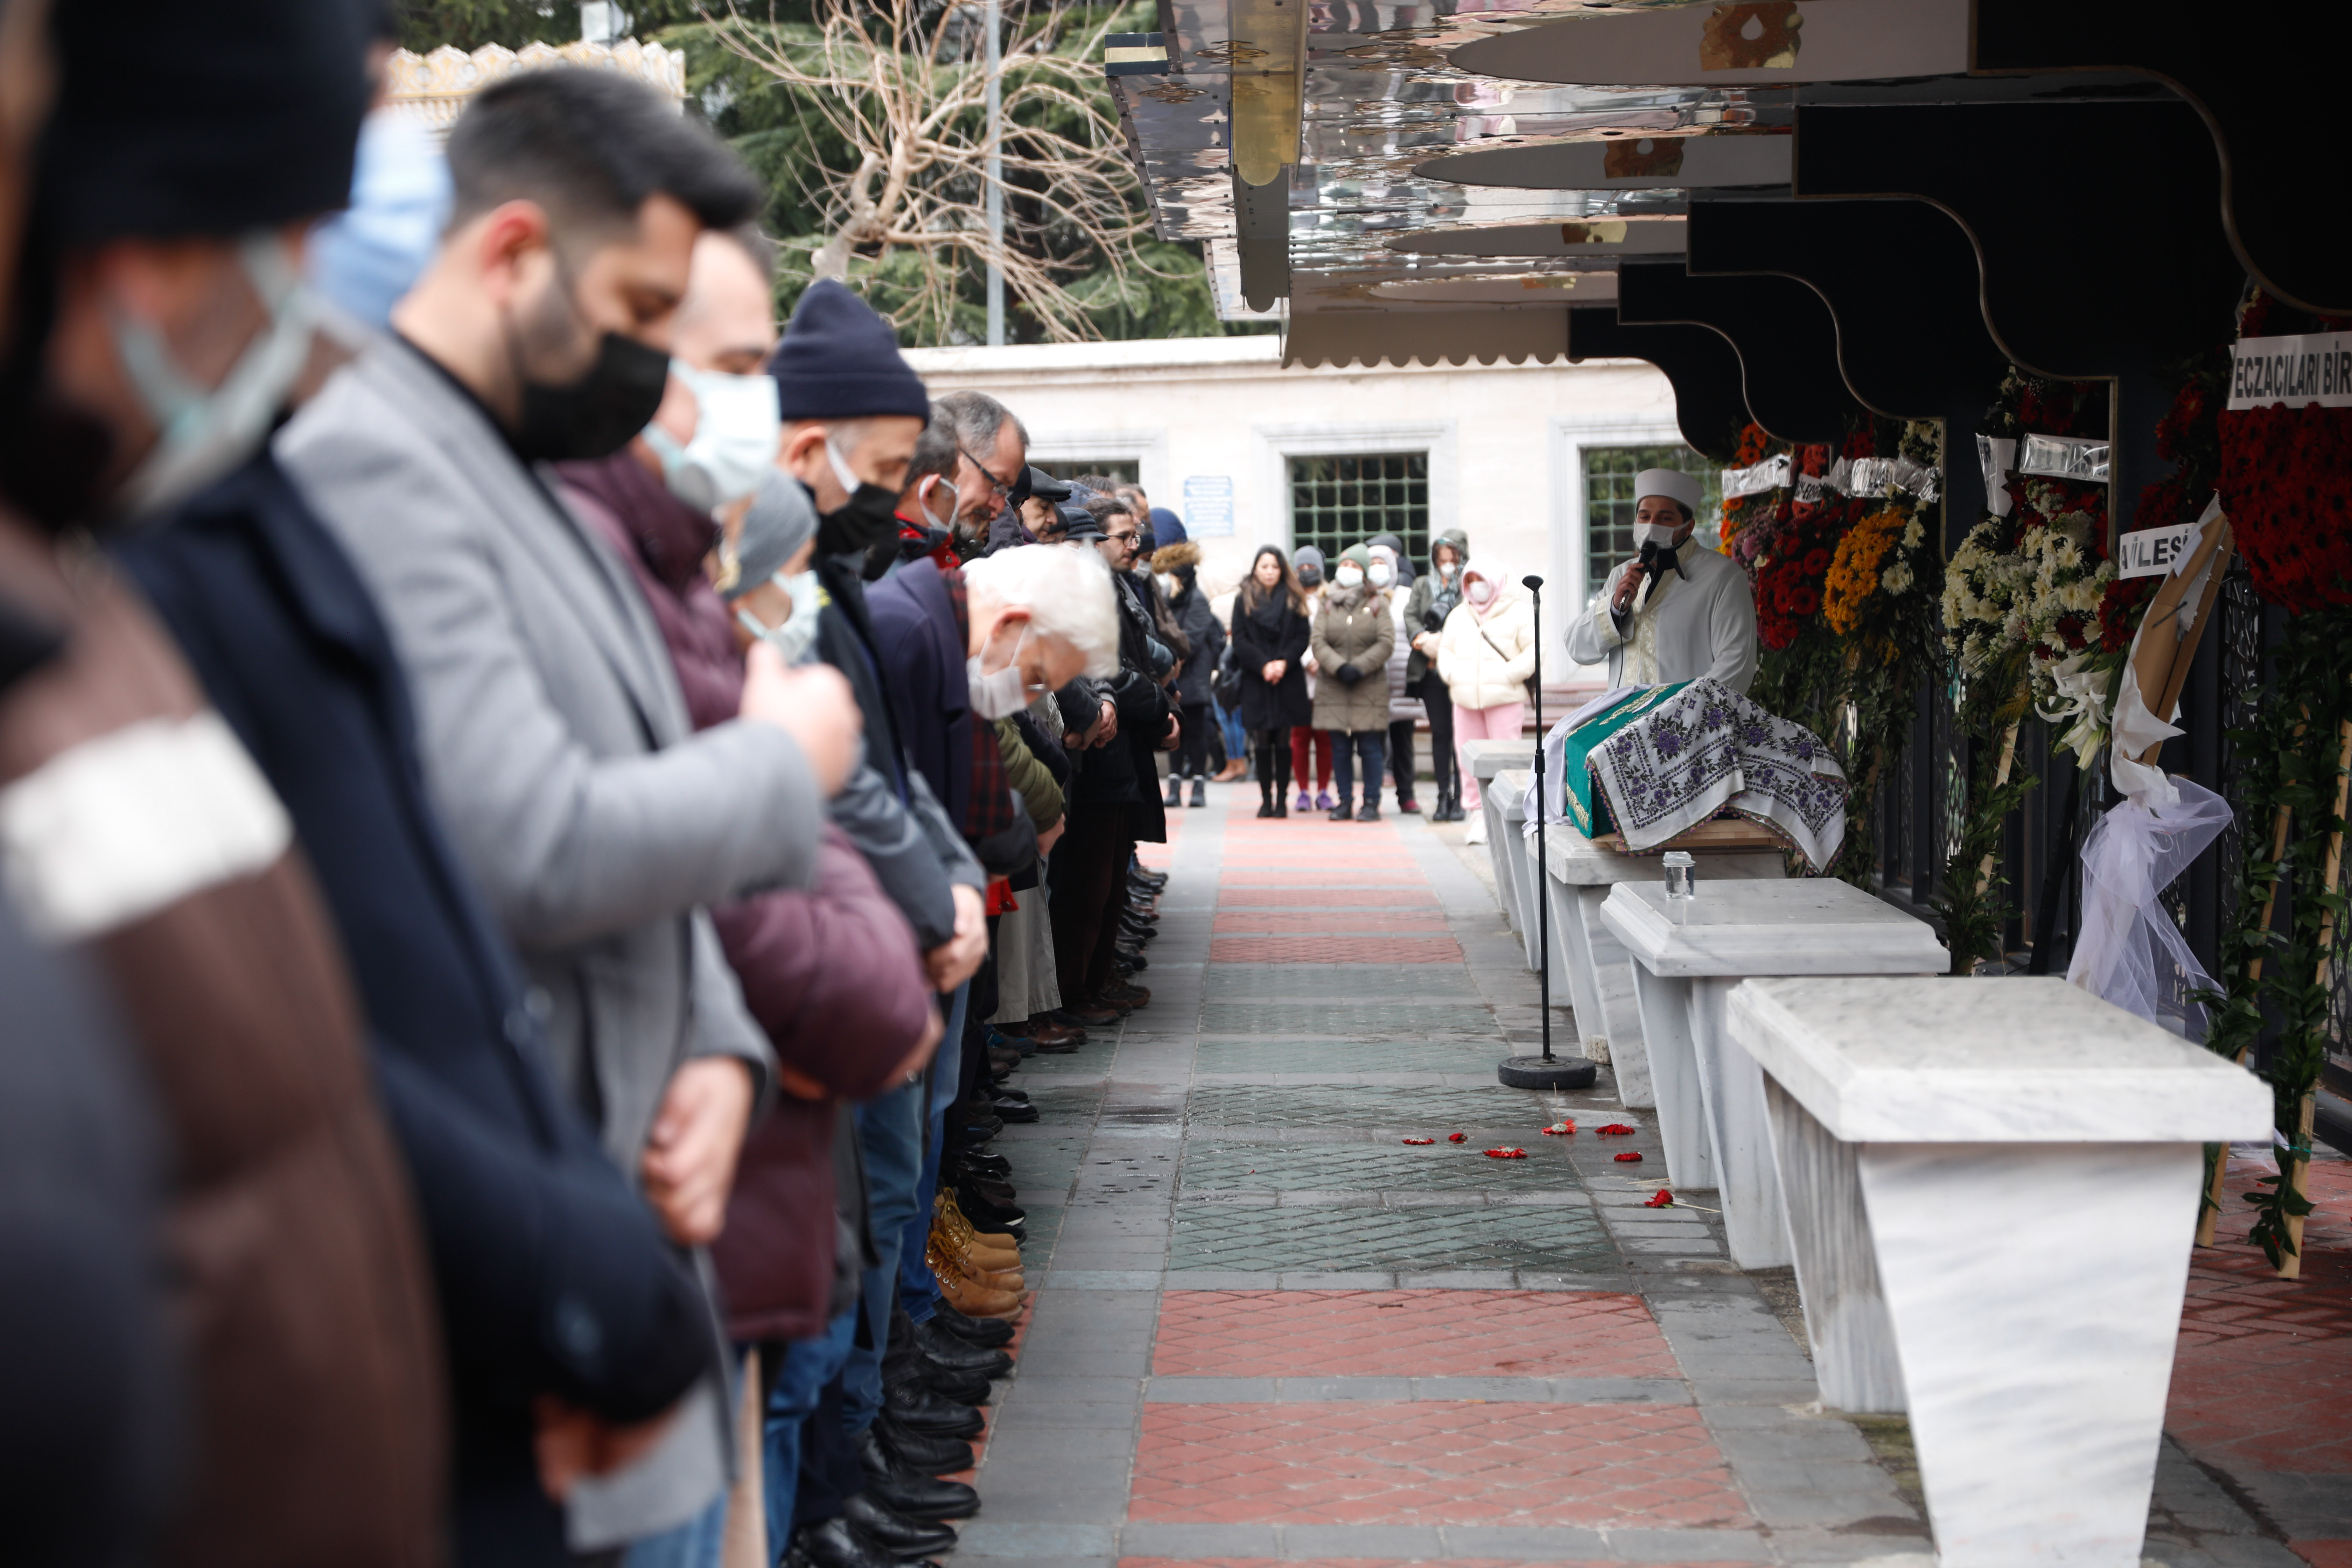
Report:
1541,1122,1575,1136
1402,1137,1435,1146
1484,1147,1528,1160
1597,1124,1636,1136
1447,1132,1467,1143
1615,1151,1644,1162
1643,1191,1675,1208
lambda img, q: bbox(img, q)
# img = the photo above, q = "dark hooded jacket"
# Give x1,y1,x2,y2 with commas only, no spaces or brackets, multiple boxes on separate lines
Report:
1404,526,1469,690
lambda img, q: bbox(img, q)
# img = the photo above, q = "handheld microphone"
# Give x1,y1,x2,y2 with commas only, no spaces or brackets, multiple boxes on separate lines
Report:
1631,540,1666,615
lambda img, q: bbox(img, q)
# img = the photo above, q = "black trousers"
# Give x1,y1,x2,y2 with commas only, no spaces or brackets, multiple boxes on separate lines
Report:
1387,719,1419,803
1331,729,1386,810
1175,701,1210,778
1048,803,1135,1003
1420,681,1458,794
1252,726,1292,801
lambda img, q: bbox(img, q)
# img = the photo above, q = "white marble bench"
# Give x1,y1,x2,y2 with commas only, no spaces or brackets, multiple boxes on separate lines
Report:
1542,829,1784,1104
1599,880,1946,1269
1488,769,1544,967
1459,738,1534,871
1728,975,2272,1567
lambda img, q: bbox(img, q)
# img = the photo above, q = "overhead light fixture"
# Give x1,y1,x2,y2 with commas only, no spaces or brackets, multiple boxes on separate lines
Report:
1227,0,1306,187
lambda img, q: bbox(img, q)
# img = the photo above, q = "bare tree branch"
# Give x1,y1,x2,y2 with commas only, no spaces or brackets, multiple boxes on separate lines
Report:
699,0,1172,342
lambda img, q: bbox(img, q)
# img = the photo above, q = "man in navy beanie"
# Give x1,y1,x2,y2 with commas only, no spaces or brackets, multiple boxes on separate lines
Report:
764,280,1009,1567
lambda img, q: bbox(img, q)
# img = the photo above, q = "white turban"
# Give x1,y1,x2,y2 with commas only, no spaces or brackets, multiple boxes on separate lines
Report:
1634,467,1703,517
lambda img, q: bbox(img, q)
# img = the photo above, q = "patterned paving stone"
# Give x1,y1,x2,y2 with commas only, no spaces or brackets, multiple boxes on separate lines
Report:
1121,1560,1730,1568
1167,1200,1615,1275
1213,911,1455,934
1193,1038,1503,1074
1128,1402,1750,1528
1209,936,1466,965
1197,1004,1497,1039
1220,872,1428,887
1195,966,1484,1001
1217,887,1441,909
1180,1141,1581,1195
1152,1290,1678,1380
999,1137,1090,1199
1185,1086,1549,1130
1026,1083,1109,1123
2169,1156,2352,1536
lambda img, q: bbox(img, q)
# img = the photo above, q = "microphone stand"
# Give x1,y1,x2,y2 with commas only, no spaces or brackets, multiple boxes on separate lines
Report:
1498,574,1596,1092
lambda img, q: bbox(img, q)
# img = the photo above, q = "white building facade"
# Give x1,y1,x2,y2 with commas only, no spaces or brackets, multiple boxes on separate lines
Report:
902,336,1700,671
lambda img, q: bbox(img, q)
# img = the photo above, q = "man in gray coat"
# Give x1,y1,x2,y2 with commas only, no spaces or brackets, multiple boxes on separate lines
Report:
278,68,862,1553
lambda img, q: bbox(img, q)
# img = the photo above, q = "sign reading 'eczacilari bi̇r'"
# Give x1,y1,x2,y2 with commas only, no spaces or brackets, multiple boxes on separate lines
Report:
2230,332,2352,410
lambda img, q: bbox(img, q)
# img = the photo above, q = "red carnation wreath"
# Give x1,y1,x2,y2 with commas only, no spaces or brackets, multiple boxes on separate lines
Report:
2217,290,2352,612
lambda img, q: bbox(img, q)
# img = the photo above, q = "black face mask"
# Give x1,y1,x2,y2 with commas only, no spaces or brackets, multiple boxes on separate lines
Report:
816,481,902,559
511,329,670,463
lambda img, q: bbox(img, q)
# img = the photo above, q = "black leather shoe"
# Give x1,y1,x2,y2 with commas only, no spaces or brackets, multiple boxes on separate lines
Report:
845,1493,958,1560
886,1345,995,1406
856,1428,981,1519
869,1412,974,1476
957,1151,1012,1180
962,1173,1017,1206
1114,946,1149,971
955,1113,1004,1143
864,1467,979,1522
956,1185,1027,1231
883,1378,986,1437
989,1096,1038,1123
1357,805,1381,822
1328,803,1354,821
932,1301,1015,1348
913,1315,1013,1376
795,1518,903,1568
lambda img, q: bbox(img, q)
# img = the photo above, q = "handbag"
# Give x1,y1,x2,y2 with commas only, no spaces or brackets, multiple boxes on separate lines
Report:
1478,622,1538,705
1212,640,1244,710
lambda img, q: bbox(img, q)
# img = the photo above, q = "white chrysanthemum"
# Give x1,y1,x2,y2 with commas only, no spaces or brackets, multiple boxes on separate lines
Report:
1902,517,1926,550
1882,561,1914,596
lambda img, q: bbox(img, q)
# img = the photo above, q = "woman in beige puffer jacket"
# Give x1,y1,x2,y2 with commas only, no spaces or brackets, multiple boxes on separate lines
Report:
1435,562,1535,833
1310,544,1397,820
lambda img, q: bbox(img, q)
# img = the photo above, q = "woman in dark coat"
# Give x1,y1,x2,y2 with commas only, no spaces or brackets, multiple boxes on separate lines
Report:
1154,541,1225,809
1229,544,1314,817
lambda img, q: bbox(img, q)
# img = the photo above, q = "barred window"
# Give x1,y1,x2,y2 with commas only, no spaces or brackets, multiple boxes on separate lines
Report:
1287,452,1429,565
1031,459,1141,488
1582,445,1722,599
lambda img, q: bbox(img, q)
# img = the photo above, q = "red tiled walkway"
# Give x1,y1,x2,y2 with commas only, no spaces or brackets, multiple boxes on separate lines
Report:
1153,1290,1678,1380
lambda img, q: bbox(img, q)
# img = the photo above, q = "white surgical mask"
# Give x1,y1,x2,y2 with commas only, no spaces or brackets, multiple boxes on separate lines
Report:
1367,561,1394,587
967,630,1034,719
642,365,782,512
1334,564,1364,590
1633,520,1684,551
111,232,316,516
735,568,823,664
1438,559,1457,579
1156,572,1178,597
1466,579,1493,605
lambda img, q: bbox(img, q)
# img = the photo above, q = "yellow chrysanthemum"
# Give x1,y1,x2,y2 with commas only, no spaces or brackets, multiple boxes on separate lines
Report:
1822,508,1905,635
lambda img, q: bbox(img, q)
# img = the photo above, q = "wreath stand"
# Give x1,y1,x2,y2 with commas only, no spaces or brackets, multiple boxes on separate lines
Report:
2109,516,2316,1278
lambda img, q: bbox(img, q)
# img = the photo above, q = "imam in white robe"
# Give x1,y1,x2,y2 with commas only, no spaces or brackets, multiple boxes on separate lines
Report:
1566,545,1758,695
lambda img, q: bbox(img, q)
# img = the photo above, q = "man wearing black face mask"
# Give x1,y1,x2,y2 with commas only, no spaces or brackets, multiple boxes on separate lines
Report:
276,67,865,1556
764,281,999,1507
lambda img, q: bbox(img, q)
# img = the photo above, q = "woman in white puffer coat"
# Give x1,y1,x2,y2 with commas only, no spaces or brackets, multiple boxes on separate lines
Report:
1434,562,1535,843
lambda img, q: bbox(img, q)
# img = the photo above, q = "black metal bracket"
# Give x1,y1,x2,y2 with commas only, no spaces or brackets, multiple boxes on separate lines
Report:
1685,194,2008,530
1565,307,1749,463
1618,262,1865,447
1974,0,2352,316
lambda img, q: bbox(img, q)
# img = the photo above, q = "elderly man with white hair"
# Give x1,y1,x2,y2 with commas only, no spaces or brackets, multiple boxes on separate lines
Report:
1567,466,1758,694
